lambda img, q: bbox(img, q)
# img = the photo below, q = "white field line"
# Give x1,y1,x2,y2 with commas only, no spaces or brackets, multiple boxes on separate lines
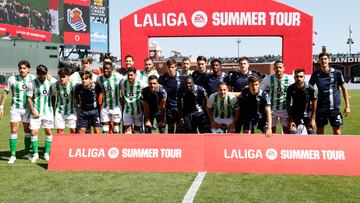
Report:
182,172,207,203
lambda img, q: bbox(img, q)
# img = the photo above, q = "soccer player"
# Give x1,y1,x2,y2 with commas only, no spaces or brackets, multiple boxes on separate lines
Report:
206,82,240,133
27,65,57,162
192,56,211,89
117,55,142,79
260,60,294,134
159,59,182,133
309,52,350,135
286,68,317,134
96,62,124,134
178,57,193,77
141,75,167,133
177,76,207,133
139,57,159,84
70,58,97,85
240,76,272,137
120,67,146,134
206,58,227,96
75,71,103,134
0,60,36,164
51,68,77,134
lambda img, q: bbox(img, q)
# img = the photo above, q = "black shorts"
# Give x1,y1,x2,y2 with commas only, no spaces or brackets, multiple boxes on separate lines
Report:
243,117,267,132
77,109,101,128
166,108,179,123
316,109,343,127
183,111,205,133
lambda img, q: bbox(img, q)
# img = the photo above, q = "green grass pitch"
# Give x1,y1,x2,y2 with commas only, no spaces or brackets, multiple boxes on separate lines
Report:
1,90,360,202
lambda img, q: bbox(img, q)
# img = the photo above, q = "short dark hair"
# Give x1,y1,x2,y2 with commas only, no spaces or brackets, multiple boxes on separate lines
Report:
184,76,194,83
18,60,30,69
239,56,249,63
148,75,158,81
127,67,137,74
210,58,222,66
248,75,260,84
166,59,177,67
182,57,190,62
196,56,207,63
58,67,70,77
218,81,228,88
103,61,113,68
81,70,92,79
318,52,330,59
81,58,92,65
144,57,153,63
274,60,283,65
294,68,305,75
36,64,48,75
125,55,134,61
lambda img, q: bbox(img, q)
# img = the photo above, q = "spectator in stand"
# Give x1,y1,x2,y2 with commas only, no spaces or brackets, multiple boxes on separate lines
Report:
43,8,51,31
0,4,7,23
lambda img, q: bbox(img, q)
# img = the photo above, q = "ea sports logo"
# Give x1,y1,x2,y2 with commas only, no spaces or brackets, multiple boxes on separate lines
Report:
265,148,278,160
108,147,119,159
191,11,208,28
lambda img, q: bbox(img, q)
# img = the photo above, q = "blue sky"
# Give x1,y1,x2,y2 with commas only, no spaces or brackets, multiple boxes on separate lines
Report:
109,0,359,59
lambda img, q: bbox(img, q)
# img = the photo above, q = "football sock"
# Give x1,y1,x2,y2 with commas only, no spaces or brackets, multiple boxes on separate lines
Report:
24,133,31,154
45,135,53,154
102,125,109,134
9,134,17,156
31,136,39,153
113,125,120,133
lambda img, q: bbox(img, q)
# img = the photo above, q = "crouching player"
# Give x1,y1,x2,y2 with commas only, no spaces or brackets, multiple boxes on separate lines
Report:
206,82,240,133
240,75,272,137
96,62,124,134
75,71,103,134
142,75,167,133
51,68,77,134
27,65,57,162
286,68,317,134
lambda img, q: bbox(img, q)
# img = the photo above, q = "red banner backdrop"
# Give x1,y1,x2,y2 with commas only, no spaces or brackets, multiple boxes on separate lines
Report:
49,134,360,176
120,0,313,73
0,23,52,42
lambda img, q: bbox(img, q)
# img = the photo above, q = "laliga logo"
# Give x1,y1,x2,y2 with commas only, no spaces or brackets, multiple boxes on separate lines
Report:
265,148,278,160
67,8,87,31
191,11,208,28
107,147,119,159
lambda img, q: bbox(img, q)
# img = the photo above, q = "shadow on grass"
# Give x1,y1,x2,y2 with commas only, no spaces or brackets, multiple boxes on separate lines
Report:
1,147,48,169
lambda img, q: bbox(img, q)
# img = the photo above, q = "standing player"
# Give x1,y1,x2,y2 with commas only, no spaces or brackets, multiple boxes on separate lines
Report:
240,76,272,136
139,57,159,84
120,67,146,134
0,60,35,164
177,76,207,133
206,82,240,133
117,55,142,78
27,65,57,162
309,53,350,135
70,58,97,85
178,58,193,77
51,68,77,134
260,60,294,134
206,58,227,96
159,59,182,133
192,56,210,89
96,62,124,134
287,68,317,134
141,75,167,133
75,71,103,134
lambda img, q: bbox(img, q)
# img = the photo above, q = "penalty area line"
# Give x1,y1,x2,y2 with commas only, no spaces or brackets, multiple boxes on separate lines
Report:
182,172,207,203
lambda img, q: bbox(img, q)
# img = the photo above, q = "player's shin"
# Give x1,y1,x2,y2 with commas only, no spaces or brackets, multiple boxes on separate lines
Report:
113,124,120,133
102,124,109,134
24,133,31,154
31,135,39,154
9,134,18,156
45,135,52,154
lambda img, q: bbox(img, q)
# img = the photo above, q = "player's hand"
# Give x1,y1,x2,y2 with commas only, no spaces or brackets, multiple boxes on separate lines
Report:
179,118,184,126
145,120,152,128
265,128,272,137
289,122,297,131
228,123,236,133
309,119,317,130
0,109,3,118
344,106,350,117
32,109,39,119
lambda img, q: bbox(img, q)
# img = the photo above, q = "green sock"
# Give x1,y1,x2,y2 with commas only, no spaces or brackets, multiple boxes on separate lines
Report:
24,134,31,154
9,138,17,156
31,136,38,153
45,135,52,154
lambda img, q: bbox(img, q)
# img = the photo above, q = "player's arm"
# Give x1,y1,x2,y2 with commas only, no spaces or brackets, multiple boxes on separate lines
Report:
158,97,166,129
264,105,272,137
309,99,317,130
27,96,39,119
0,90,9,118
229,107,240,133
142,100,151,128
340,84,350,117
285,88,295,129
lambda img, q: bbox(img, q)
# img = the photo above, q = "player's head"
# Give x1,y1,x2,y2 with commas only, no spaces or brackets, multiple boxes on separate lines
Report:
248,75,260,95
218,81,228,99
58,67,70,86
102,62,113,78
239,56,250,74
125,55,134,68
184,76,194,91
103,55,113,64
210,58,222,74
294,68,305,87
182,57,191,72
144,57,154,72
36,64,48,82
166,59,177,77
148,75,159,93
127,67,137,84
318,52,330,69
273,60,285,78
81,58,92,71
18,60,30,77
196,56,207,73
81,70,93,87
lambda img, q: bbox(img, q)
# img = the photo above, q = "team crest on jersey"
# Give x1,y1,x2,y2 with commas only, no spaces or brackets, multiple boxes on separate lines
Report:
67,8,87,31
64,93,69,98
129,92,134,97
43,90,48,94
107,86,112,91
22,84,27,89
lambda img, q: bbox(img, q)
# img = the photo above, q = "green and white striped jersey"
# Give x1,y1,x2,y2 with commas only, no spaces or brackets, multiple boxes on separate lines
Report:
5,73,36,109
97,72,124,109
51,81,76,115
260,74,294,111
207,92,239,119
27,77,57,116
69,71,97,85
139,69,160,85
120,79,146,115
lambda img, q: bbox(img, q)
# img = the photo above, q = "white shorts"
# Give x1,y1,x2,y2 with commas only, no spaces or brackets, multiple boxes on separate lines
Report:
10,106,30,123
123,112,142,127
101,107,122,123
55,112,77,129
30,114,54,130
271,110,289,127
214,117,233,126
